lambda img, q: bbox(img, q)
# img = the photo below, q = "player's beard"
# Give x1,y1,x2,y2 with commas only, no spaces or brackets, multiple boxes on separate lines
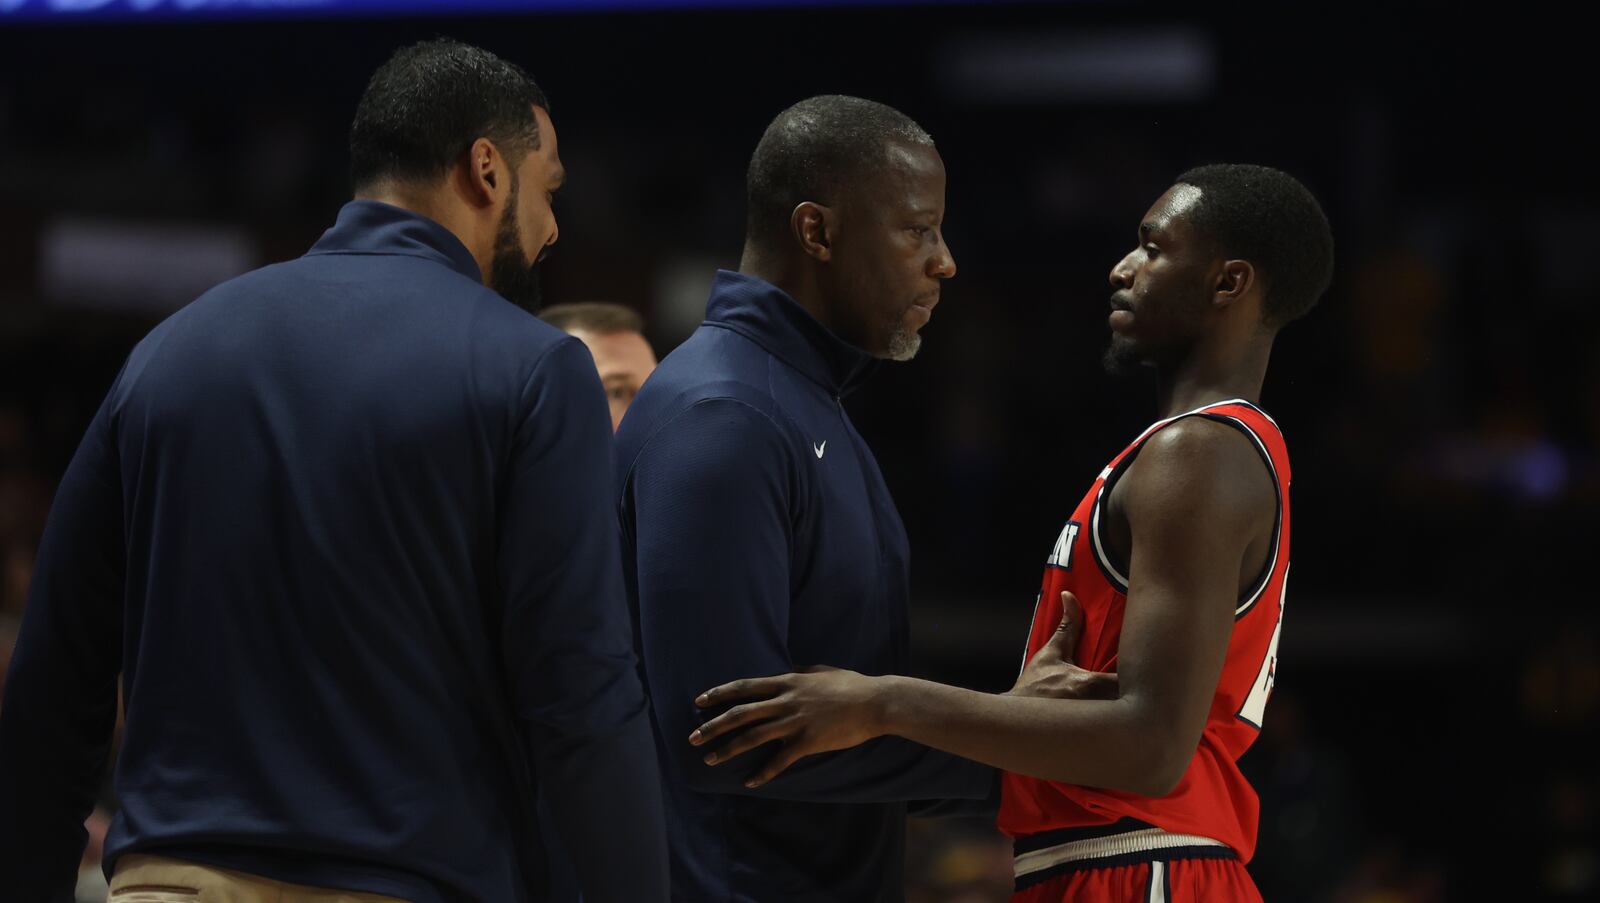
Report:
1102,332,1141,375
1102,282,1208,376
488,176,543,314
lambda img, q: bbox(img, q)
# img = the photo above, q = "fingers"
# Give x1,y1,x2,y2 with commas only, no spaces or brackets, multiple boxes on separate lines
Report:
1038,591,1084,664
745,739,814,788
699,718,794,766
689,700,781,747
1059,590,1083,628
696,675,787,708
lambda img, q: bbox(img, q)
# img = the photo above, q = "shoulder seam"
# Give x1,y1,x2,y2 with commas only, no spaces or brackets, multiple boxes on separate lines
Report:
516,333,584,405
622,395,797,487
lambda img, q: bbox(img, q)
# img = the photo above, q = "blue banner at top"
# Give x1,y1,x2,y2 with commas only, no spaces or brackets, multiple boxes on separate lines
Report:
0,0,944,23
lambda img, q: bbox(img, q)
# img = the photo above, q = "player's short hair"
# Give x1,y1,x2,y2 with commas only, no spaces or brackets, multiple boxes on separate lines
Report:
349,39,548,192
539,302,645,335
745,95,934,248
1175,164,1334,328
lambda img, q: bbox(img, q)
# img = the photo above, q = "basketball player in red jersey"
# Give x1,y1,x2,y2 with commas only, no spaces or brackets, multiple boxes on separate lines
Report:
687,164,1334,901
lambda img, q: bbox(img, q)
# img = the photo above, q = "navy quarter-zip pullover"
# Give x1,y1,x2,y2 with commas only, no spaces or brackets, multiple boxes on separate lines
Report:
615,271,994,903
0,201,667,903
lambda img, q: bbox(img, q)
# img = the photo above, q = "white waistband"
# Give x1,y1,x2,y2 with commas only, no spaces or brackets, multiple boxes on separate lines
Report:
1013,827,1229,879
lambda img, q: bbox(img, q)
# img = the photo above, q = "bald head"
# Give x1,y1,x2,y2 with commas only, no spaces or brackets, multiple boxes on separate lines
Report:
744,95,934,251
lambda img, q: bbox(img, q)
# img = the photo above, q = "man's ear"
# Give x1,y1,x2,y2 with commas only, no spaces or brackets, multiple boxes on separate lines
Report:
1213,259,1256,309
791,202,835,263
459,137,506,209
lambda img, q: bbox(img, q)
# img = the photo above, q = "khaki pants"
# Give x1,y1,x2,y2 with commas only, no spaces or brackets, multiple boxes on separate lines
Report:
108,854,409,903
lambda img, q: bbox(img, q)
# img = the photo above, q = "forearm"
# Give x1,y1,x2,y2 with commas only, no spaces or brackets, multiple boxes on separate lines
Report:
874,675,1186,796
665,656,993,802
687,728,994,803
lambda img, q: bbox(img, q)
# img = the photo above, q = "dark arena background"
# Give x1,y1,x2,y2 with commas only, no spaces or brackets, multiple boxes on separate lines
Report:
0,2,1594,901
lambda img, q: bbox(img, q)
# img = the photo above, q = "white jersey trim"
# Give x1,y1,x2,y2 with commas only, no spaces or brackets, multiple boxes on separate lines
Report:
1088,399,1283,617
1012,827,1229,880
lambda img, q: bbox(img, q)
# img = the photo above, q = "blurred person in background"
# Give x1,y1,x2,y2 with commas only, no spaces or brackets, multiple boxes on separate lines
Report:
536,300,657,901
0,38,666,903
693,164,1334,903
540,301,658,431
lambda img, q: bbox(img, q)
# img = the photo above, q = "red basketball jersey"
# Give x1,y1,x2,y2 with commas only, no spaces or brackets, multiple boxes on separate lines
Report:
997,399,1291,862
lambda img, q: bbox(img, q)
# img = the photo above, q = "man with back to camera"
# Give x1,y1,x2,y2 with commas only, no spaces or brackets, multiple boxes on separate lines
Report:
540,302,658,431
614,95,1013,902
0,39,667,903
691,164,1334,902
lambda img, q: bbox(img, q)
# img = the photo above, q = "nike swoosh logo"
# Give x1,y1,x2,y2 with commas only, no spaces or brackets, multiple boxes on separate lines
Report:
814,441,826,459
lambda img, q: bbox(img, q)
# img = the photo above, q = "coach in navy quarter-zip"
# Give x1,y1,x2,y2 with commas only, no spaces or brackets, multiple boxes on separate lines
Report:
0,41,666,903
616,97,995,902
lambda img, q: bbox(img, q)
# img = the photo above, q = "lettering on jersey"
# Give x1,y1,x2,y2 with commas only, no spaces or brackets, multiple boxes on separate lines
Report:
1047,520,1082,570
1238,565,1288,729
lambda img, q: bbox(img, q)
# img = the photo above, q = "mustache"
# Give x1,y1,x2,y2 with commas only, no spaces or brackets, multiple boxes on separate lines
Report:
1109,291,1134,312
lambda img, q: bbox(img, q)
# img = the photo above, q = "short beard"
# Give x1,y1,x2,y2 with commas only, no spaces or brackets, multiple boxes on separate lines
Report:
1102,335,1143,376
488,176,543,314
885,325,922,362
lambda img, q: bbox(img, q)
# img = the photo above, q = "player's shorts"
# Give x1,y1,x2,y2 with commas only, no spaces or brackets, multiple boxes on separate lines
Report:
1010,818,1262,903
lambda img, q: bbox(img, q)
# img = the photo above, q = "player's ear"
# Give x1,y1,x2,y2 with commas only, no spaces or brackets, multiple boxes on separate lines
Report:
792,202,835,263
1213,259,1255,309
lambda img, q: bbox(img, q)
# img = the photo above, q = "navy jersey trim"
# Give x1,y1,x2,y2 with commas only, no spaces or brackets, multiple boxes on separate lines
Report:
1089,456,1133,594
1191,412,1283,620
1088,403,1283,617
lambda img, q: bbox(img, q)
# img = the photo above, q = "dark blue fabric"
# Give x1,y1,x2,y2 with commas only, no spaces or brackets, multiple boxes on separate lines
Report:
616,270,995,903
0,201,667,903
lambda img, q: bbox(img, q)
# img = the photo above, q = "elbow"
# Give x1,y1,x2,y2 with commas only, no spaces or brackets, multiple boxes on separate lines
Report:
1123,756,1188,798
1092,717,1196,798
1120,730,1196,798
1096,760,1184,799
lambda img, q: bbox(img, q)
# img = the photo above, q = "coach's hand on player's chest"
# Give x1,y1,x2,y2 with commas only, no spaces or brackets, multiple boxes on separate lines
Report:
1010,591,1120,701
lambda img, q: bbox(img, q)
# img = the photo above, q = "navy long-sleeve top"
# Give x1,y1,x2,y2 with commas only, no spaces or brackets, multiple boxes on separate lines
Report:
0,201,667,903
615,271,995,903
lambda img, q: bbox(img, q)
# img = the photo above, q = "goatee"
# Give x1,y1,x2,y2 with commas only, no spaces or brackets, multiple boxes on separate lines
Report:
885,325,921,362
1102,335,1142,376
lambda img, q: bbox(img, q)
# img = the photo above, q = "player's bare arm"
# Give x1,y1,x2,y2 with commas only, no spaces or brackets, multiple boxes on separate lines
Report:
691,417,1275,793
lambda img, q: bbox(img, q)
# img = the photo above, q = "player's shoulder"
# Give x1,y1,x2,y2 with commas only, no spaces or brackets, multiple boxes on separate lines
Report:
1140,415,1259,464
1127,415,1276,512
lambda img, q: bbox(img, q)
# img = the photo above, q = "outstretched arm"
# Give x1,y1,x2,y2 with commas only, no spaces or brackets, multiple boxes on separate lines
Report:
628,398,993,804
693,419,1274,795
